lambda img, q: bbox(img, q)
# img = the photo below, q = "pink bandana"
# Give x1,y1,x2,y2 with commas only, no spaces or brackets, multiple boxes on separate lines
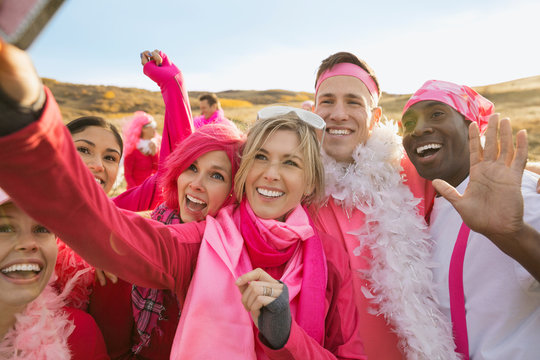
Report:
403,80,494,134
315,62,379,104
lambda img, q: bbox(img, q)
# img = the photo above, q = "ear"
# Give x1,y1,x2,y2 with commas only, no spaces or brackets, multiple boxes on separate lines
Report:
370,107,382,129
304,183,315,198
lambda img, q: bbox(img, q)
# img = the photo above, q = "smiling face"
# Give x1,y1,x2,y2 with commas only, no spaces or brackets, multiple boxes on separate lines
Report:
315,76,378,163
0,202,57,314
71,126,122,194
176,150,232,223
402,100,471,187
244,129,308,221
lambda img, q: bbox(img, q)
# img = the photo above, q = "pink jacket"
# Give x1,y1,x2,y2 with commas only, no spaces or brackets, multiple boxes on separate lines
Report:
0,91,365,359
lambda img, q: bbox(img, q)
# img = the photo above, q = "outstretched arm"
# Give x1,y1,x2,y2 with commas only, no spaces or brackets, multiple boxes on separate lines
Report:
112,50,195,211
433,115,540,282
0,40,202,293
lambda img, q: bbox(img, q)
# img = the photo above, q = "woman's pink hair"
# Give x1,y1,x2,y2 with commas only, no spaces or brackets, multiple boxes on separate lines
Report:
160,123,245,211
123,111,160,155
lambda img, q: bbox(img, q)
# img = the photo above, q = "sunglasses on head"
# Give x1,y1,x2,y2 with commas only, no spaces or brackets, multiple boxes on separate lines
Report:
257,105,326,144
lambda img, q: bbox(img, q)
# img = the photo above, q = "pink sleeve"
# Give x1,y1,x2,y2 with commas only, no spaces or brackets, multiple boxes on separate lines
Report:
0,89,203,296
112,52,194,212
143,51,194,166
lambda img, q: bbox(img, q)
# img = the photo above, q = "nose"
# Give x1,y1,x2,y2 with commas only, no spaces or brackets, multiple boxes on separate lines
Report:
86,155,104,172
329,101,348,122
263,162,280,182
15,235,38,252
412,116,433,137
189,174,205,192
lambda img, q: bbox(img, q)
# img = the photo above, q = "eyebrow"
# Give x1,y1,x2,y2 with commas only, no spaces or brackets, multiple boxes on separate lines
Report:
74,139,121,156
192,159,230,173
210,165,230,173
318,92,364,99
258,148,304,162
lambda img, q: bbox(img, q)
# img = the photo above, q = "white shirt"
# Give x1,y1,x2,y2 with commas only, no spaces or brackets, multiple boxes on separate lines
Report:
430,171,540,360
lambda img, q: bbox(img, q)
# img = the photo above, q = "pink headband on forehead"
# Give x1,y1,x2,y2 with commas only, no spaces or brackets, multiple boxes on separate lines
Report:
403,80,494,134
315,62,379,104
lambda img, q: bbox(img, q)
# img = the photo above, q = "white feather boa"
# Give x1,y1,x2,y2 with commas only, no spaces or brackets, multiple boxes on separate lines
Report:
0,270,90,359
322,121,460,360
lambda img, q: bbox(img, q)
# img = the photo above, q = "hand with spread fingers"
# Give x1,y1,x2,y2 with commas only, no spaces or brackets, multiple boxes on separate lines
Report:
235,268,284,328
433,114,527,238
433,114,540,281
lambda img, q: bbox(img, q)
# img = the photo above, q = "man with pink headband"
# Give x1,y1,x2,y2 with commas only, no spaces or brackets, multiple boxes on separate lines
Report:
312,52,457,359
402,80,540,360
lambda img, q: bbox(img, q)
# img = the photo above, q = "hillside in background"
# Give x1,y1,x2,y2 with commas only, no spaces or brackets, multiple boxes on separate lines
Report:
44,75,540,160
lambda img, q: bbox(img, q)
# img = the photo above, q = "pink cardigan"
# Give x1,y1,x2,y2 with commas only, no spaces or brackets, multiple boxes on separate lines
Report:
0,91,365,359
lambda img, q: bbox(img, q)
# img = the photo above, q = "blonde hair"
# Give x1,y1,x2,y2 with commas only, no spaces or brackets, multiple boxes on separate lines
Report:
234,113,325,206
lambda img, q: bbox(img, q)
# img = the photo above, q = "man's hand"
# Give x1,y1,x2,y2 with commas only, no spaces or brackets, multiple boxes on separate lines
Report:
433,115,540,281
432,114,527,239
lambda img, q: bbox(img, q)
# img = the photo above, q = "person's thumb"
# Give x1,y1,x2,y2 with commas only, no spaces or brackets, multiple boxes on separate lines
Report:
432,179,462,206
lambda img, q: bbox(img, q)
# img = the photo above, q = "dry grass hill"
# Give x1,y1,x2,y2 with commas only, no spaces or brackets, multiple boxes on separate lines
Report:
43,75,540,161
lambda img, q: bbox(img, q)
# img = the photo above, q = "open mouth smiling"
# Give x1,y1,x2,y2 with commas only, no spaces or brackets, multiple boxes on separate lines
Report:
257,188,284,198
1,263,42,279
186,194,207,212
416,143,442,158
327,128,352,136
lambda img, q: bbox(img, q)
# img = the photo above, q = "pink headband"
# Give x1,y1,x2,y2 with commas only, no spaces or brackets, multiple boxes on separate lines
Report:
403,80,494,134
315,62,379,104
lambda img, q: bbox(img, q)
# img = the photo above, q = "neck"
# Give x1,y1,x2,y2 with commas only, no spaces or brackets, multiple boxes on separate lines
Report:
0,305,23,340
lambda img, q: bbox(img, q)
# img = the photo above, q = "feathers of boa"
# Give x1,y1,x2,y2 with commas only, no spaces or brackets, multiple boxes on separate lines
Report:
0,270,90,359
322,120,460,360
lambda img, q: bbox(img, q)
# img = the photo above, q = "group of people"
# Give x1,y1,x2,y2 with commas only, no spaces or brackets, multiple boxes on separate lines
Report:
0,38,538,360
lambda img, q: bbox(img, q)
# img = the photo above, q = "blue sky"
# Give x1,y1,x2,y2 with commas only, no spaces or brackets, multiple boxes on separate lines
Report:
28,0,540,95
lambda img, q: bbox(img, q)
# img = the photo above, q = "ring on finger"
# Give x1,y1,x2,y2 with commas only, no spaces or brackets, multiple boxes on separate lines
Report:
263,286,269,297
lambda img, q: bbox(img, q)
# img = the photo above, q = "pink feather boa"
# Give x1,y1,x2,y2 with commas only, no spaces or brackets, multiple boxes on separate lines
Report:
0,271,90,359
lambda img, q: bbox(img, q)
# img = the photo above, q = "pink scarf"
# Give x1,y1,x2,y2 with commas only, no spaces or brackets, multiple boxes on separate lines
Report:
171,202,327,359
193,109,229,128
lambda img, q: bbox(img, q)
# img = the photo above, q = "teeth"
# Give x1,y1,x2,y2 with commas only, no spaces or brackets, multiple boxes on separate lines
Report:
328,129,351,135
416,143,442,154
187,194,206,205
257,188,284,198
1,263,41,273
95,177,104,185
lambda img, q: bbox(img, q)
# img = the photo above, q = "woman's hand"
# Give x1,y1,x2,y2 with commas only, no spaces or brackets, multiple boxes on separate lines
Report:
140,49,162,66
95,268,118,286
235,268,283,328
